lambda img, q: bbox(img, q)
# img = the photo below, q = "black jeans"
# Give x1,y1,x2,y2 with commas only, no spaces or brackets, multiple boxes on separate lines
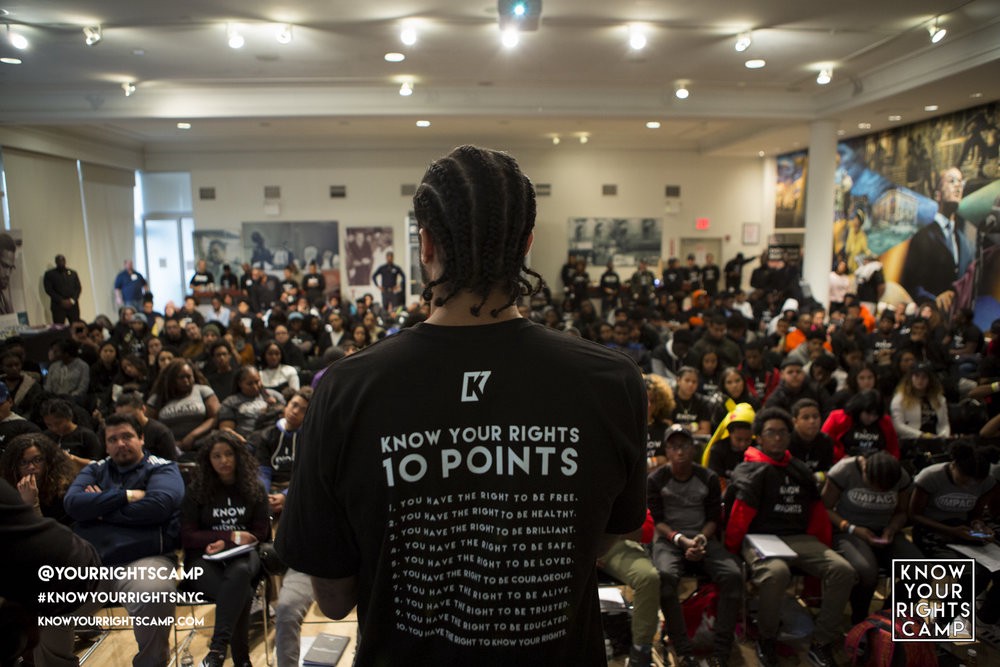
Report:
187,551,261,658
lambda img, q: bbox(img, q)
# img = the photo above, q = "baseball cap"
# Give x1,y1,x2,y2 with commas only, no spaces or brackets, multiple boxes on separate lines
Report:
664,423,694,444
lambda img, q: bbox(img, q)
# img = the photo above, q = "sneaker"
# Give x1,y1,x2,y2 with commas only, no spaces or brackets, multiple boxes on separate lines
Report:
755,638,778,667
626,644,652,667
200,651,225,667
807,641,838,667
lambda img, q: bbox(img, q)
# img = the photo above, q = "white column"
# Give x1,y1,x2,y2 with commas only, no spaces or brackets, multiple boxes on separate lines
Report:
802,120,837,309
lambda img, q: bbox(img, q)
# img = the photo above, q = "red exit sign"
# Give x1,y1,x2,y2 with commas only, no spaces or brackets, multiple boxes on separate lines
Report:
695,217,710,230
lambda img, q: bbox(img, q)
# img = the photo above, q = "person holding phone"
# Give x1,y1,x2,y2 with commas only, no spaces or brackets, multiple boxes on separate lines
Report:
910,441,1000,623
822,451,922,623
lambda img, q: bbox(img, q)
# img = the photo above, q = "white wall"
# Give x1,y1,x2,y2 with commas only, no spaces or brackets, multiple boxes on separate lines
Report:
146,146,771,294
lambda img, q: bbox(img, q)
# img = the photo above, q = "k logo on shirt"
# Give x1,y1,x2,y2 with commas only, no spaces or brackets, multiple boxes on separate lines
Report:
461,371,492,402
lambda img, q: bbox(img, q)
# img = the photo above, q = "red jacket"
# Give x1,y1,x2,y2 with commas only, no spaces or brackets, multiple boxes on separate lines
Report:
724,446,831,553
821,409,900,462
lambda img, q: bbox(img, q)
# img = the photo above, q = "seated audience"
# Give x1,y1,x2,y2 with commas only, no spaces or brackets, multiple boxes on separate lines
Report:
181,431,270,667
44,339,89,401
1,349,44,420
822,389,900,461
104,391,178,461
219,366,285,443
41,398,103,470
890,362,950,440
0,380,41,455
725,407,854,667
0,432,75,523
204,340,241,401
147,359,220,457
788,398,835,482
703,402,755,485
64,414,185,667
668,367,713,436
910,441,1000,623
650,425,742,667
259,342,301,393
643,374,674,470
822,451,921,623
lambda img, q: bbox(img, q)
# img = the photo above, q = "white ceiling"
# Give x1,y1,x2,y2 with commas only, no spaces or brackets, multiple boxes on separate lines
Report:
0,0,998,158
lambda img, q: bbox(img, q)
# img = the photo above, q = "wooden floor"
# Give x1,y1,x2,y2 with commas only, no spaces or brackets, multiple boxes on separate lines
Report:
73,600,997,666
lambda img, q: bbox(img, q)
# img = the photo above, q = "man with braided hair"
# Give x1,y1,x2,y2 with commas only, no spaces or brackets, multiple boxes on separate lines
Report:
278,145,646,666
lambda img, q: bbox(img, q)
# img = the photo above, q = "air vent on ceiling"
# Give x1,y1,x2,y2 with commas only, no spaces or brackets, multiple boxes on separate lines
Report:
264,185,281,199
401,184,416,196
536,183,551,197
199,187,216,201
602,184,618,196
329,185,346,198
665,185,681,198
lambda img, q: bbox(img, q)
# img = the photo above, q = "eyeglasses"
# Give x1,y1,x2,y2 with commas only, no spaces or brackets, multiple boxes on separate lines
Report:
18,456,44,469
760,428,790,439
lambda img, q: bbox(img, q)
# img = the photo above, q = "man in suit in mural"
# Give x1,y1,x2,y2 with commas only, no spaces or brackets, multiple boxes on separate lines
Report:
899,166,973,311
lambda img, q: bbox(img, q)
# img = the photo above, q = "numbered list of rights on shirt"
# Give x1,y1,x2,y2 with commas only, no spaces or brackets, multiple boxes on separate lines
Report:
387,490,579,647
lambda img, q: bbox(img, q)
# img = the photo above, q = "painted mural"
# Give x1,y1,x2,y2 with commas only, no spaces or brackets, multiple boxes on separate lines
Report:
830,102,999,327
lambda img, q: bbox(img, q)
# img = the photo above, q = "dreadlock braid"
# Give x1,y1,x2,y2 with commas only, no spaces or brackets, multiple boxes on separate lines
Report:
414,145,544,317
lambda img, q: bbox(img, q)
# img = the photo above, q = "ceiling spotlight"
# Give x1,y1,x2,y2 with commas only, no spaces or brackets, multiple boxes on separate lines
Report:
837,129,846,136
83,25,102,46
384,52,405,62
177,122,192,130
757,151,765,157
513,2,526,16
501,27,519,48
971,92,983,99
416,120,431,128
858,122,871,130
275,24,292,44
400,26,417,46
646,121,661,129
628,25,646,51
745,58,766,69
674,82,690,99
552,136,560,145
399,81,413,96
735,31,752,52
579,135,589,144
924,105,939,112
816,68,832,85
888,115,902,122
0,57,21,65
7,26,28,50
928,18,946,43
227,25,244,49
121,82,136,97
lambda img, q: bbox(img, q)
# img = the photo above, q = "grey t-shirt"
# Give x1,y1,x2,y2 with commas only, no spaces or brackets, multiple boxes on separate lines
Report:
913,461,996,524
219,390,285,438
150,384,215,441
827,456,911,530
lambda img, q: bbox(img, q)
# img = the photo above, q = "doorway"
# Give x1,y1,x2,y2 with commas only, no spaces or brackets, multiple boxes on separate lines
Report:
138,216,194,308
678,237,723,265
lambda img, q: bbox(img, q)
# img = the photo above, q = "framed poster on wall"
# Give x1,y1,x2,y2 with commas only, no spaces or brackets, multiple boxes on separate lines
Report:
742,222,760,246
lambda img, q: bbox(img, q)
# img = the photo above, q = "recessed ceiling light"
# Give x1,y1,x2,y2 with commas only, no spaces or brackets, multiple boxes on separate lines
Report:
552,136,560,145
674,81,690,99
400,26,417,46
646,121,661,129
858,122,871,130
384,52,405,62
8,28,28,50
579,134,589,144
416,120,430,127
971,92,983,99
121,82,136,97
227,24,244,49
888,115,902,122
177,122,192,130
924,105,939,112
758,151,765,157
816,68,832,85
837,129,846,136
0,57,21,65
132,49,145,56
275,24,293,44
399,81,413,96
501,27,519,48
628,25,646,51
745,59,766,69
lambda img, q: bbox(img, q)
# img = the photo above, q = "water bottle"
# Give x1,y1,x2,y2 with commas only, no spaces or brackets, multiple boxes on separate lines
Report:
180,648,194,667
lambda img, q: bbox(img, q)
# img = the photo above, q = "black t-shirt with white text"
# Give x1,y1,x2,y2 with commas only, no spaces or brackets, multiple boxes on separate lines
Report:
277,318,646,666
